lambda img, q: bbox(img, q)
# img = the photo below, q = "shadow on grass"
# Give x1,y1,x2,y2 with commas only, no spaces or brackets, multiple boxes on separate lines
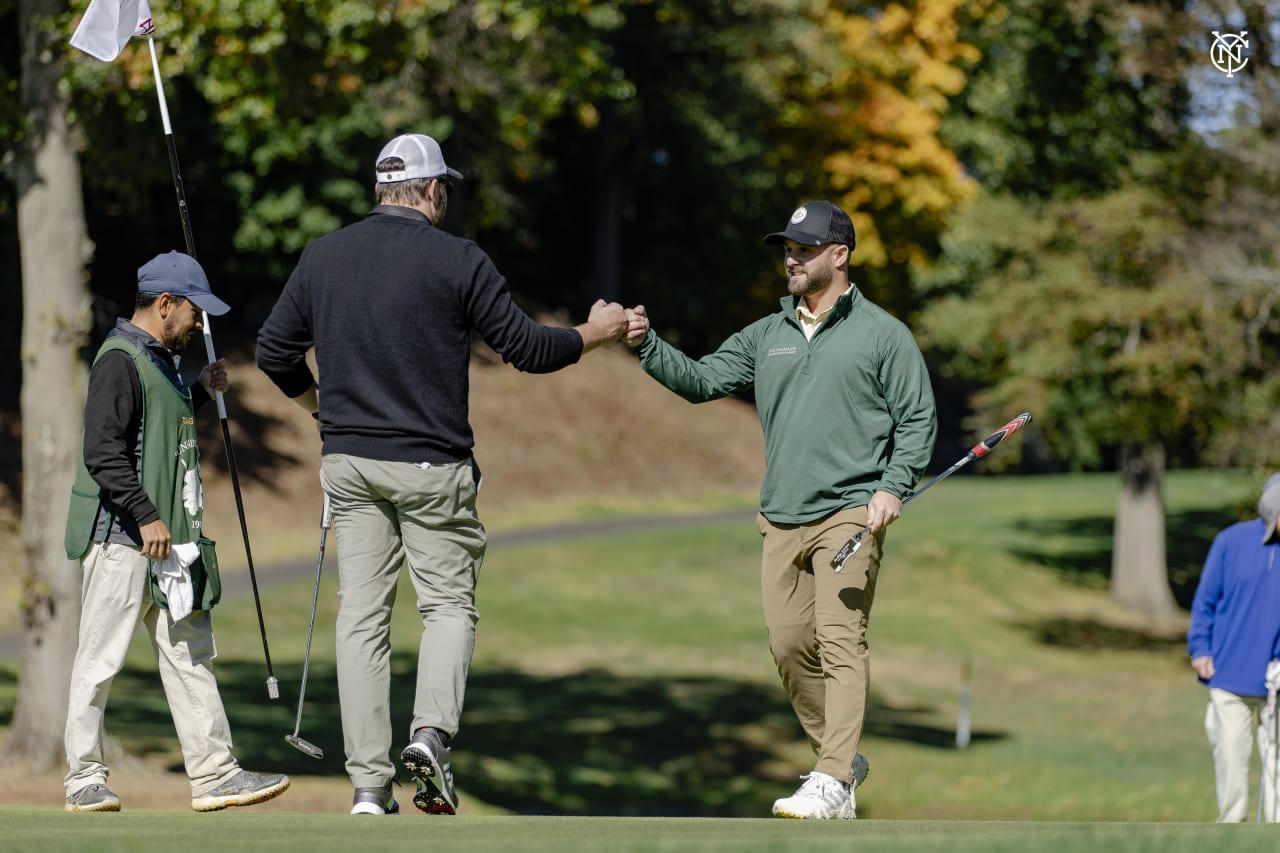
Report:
1018,617,1187,651
1003,506,1244,653
91,653,1006,817
1008,507,1243,612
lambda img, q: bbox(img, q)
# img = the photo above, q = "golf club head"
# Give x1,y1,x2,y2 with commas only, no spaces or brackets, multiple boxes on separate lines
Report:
285,734,324,760
831,536,864,572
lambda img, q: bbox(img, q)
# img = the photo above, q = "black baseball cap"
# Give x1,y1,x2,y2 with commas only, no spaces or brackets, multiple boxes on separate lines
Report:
764,201,856,251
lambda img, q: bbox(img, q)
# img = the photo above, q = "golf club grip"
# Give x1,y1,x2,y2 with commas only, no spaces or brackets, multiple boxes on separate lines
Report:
321,493,333,529
969,412,1032,458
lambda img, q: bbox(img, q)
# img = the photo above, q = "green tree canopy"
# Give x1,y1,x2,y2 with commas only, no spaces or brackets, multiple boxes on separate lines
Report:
7,1,983,355
916,0,1280,621
921,0,1280,471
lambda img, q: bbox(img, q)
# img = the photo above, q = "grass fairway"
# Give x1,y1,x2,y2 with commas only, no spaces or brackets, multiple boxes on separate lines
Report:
1,470,1273,847
3,811,1278,852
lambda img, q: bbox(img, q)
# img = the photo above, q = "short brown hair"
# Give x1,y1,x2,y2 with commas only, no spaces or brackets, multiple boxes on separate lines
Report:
135,292,186,310
374,157,432,206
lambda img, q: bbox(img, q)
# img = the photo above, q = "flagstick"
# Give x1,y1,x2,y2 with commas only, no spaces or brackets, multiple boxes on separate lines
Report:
147,37,279,701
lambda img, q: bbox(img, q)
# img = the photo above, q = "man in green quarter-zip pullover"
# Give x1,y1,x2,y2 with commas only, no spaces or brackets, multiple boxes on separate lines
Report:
624,201,936,819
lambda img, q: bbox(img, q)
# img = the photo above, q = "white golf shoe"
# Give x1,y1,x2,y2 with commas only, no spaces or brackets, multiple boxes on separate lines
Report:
771,771,854,819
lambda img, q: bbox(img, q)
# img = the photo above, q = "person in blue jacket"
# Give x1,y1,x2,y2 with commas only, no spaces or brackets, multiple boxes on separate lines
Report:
1188,472,1280,822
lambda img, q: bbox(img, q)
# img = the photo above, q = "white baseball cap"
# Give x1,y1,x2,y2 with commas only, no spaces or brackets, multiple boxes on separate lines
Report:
375,133,464,184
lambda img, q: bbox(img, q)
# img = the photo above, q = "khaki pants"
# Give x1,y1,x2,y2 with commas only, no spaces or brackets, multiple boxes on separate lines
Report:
759,506,882,783
1206,687,1280,822
321,454,486,788
64,541,238,796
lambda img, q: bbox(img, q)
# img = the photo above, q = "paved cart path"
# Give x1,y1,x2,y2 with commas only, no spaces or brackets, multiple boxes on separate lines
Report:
0,509,754,659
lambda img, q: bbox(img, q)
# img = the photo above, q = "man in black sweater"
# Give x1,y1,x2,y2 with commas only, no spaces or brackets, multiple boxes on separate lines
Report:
256,133,627,816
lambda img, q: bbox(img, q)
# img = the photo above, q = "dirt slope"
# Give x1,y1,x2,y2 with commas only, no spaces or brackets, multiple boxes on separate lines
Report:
0,337,764,628
197,337,765,531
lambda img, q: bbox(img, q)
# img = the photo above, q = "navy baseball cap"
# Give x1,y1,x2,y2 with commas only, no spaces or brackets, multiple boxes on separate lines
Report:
764,201,856,251
137,251,230,316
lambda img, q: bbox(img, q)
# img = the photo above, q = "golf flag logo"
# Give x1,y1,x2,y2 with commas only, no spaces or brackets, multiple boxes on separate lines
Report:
70,0,154,62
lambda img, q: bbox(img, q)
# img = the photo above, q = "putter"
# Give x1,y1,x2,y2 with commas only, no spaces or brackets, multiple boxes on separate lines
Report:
286,493,332,759
832,412,1033,572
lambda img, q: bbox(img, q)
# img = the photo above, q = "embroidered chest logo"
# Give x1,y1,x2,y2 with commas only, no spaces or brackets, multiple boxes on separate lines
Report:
767,346,798,358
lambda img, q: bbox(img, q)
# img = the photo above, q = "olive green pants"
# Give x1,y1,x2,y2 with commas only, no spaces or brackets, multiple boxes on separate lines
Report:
321,454,486,788
758,506,883,783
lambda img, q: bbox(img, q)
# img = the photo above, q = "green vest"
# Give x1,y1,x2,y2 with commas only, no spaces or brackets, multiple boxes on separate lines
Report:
64,335,220,610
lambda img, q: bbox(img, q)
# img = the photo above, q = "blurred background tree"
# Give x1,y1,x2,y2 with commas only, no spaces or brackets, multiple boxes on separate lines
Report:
4,0,982,352
917,0,1280,621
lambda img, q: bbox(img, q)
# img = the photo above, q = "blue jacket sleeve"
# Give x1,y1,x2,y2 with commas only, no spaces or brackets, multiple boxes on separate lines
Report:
1187,534,1226,661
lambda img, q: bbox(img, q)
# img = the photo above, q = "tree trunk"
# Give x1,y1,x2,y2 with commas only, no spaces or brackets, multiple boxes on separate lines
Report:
1110,441,1180,626
3,0,93,770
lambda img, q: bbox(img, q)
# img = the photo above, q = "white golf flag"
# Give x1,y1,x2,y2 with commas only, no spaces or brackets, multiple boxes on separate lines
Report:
70,0,155,62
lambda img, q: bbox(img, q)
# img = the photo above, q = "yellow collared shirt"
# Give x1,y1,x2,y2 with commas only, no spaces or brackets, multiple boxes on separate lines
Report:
796,285,853,341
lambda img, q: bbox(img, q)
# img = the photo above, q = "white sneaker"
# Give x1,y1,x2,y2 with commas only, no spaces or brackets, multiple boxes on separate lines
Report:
771,771,854,819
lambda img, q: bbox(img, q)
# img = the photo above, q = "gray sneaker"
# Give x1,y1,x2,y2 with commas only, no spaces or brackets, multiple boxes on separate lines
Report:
65,783,121,813
191,769,290,812
401,727,457,815
351,784,399,816
852,752,870,788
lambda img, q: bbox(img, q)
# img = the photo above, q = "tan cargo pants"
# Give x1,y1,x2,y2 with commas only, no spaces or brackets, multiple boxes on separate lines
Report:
758,506,883,783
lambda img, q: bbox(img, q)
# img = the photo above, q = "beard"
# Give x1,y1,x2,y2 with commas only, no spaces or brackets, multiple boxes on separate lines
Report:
165,331,191,353
787,256,833,297
163,317,197,353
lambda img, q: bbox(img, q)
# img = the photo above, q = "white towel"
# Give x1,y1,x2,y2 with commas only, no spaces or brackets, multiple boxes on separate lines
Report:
158,542,201,622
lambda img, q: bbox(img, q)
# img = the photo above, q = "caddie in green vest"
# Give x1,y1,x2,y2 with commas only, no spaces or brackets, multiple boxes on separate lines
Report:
62,251,289,814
